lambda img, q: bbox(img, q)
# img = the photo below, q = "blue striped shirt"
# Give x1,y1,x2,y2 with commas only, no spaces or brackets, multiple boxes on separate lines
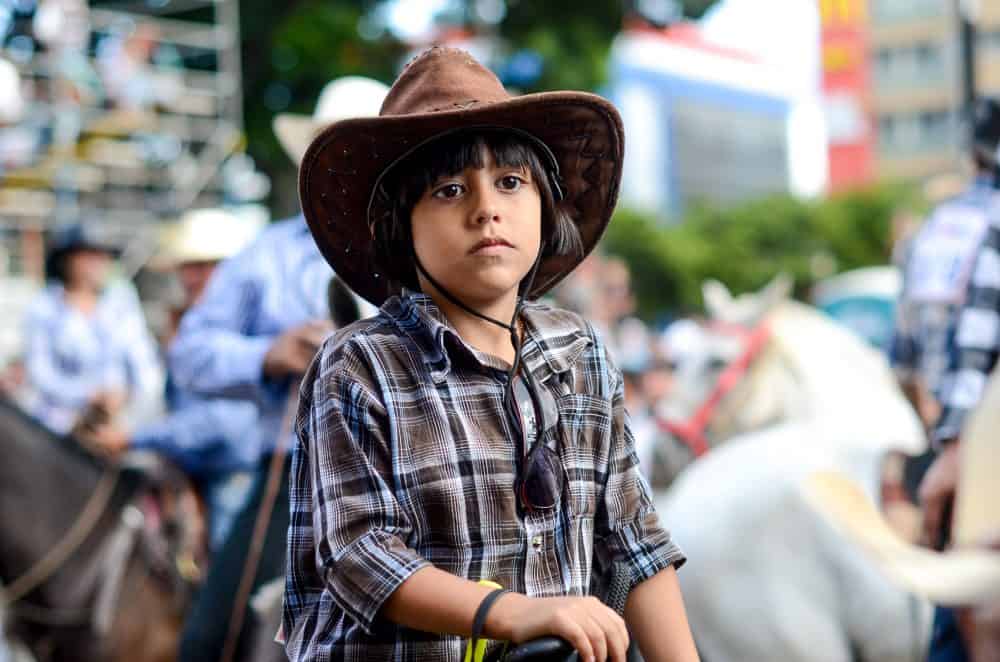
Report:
130,374,261,476
168,216,339,456
22,281,163,434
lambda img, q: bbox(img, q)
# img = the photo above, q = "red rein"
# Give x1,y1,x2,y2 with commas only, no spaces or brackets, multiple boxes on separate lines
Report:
659,321,772,457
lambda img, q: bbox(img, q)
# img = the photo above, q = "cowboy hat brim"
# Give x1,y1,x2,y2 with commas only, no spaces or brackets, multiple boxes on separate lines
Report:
273,113,321,166
298,90,624,307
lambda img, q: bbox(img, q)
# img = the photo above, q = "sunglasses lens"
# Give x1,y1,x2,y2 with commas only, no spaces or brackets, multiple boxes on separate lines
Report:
520,444,563,512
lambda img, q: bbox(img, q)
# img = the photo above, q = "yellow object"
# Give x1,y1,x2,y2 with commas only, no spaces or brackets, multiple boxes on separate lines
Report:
465,580,504,662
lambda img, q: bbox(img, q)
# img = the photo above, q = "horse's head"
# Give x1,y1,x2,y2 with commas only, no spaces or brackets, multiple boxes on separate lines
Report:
701,273,792,328
655,276,800,478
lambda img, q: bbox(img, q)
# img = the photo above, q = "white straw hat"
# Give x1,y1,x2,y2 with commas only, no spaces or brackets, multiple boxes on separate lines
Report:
155,208,264,267
272,76,389,165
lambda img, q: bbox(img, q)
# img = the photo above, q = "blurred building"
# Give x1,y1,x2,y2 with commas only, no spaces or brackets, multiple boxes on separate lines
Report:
820,0,876,191
870,0,1000,180
608,24,796,218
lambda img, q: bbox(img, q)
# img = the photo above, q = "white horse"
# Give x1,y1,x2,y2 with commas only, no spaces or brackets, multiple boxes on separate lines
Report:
655,275,925,476
654,277,932,661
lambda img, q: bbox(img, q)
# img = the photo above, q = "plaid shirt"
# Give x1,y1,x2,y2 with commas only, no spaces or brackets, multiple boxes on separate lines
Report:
283,292,683,662
935,209,1000,444
890,178,993,403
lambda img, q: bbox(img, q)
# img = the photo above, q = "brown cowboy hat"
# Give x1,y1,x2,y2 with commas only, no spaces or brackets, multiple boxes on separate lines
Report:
298,46,625,307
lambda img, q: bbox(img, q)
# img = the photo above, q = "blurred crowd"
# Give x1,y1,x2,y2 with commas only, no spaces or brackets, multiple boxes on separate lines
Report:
551,253,680,480
0,0,184,174
0,229,687,488
2,26,1000,657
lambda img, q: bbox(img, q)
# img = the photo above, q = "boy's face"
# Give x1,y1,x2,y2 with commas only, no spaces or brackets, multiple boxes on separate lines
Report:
410,148,542,308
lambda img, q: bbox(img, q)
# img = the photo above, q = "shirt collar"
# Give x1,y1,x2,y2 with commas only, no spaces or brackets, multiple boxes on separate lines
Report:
383,290,592,385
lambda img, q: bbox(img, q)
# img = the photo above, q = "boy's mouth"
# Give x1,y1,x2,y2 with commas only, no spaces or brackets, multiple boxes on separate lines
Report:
469,237,514,255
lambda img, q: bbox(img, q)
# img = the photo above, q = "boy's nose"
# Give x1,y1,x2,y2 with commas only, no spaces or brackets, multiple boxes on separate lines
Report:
470,189,501,225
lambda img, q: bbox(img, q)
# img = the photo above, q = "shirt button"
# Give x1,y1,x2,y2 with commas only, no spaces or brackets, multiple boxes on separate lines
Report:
531,535,543,551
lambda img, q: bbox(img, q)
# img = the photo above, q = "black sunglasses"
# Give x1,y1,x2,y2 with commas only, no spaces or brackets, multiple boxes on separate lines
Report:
505,373,565,514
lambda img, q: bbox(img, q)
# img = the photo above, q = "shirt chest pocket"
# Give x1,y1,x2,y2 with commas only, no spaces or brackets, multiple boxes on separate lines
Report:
555,393,612,519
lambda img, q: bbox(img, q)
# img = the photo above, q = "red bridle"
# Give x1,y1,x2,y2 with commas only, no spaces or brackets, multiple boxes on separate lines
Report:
658,320,772,457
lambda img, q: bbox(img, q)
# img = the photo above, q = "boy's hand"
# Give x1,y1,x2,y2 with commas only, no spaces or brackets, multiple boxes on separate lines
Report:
263,320,334,379
489,594,629,662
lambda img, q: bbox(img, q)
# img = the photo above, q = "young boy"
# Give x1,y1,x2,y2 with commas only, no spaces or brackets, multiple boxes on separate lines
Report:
285,47,698,662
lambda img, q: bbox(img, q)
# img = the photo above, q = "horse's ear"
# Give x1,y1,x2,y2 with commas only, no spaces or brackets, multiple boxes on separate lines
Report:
758,273,793,313
702,279,733,320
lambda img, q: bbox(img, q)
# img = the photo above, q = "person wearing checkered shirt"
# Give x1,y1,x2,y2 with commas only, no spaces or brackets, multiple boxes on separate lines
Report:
890,176,993,428
934,214,1000,448
284,48,696,662
920,100,1000,662
916,210,1000,662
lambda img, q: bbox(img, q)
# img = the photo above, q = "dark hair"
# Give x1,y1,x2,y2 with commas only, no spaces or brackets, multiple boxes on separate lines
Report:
327,276,361,327
370,130,582,292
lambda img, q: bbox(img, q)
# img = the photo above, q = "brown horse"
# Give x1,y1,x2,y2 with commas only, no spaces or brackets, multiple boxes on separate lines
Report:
0,396,202,662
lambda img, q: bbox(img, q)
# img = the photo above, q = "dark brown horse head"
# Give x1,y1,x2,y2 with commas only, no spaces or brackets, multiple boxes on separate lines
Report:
0,396,202,662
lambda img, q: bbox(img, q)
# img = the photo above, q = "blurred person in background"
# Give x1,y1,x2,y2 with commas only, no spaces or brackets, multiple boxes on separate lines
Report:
19,223,162,436
168,76,387,662
96,22,182,111
0,57,24,126
921,102,1000,662
889,99,1000,434
81,208,264,554
592,256,651,364
549,251,603,316
33,0,101,150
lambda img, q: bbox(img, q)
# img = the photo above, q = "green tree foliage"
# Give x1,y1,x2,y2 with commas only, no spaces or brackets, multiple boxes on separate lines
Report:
478,0,720,93
241,1,721,213
241,0,404,214
601,184,915,320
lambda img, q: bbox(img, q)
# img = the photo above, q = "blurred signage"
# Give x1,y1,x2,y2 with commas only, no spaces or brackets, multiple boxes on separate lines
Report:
819,0,874,191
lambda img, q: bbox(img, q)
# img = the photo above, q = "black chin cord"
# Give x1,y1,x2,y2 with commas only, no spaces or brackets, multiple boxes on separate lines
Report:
413,253,546,447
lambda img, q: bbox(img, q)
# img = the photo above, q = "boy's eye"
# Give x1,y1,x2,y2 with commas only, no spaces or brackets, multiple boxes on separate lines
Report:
498,175,525,191
433,183,464,199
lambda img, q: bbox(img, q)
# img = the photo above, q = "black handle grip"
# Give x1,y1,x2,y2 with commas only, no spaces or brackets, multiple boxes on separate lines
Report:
502,636,577,662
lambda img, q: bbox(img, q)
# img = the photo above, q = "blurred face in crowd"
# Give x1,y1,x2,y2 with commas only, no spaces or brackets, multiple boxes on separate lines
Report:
177,260,218,306
601,259,636,322
64,248,112,292
641,364,674,406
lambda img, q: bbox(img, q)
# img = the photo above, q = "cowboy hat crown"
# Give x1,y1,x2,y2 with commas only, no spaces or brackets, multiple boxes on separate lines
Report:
298,46,625,307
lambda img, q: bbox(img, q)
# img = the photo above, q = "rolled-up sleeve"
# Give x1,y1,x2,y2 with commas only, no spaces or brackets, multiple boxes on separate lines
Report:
303,344,429,633
594,366,685,592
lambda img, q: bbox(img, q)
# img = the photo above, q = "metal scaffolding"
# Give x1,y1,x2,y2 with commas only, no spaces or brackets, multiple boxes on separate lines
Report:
0,0,246,278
